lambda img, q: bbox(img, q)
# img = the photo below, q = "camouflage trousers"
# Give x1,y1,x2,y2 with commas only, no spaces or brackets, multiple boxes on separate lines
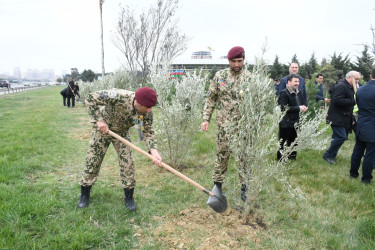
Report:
212,126,247,184
79,128,135,189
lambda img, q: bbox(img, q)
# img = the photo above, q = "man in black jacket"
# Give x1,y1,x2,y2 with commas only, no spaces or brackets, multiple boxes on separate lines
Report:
60,87,68,106
276,63,308,106
67,78,76,108
323,71,360,164
277,74,308,160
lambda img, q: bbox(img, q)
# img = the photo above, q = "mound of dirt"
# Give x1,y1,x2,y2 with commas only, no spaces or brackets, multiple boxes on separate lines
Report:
142,204,263,249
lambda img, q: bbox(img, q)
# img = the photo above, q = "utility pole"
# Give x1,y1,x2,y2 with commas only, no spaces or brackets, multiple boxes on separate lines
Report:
99,0,105,79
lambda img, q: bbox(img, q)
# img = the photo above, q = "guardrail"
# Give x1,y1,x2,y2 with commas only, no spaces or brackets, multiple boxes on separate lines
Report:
0,85,46,95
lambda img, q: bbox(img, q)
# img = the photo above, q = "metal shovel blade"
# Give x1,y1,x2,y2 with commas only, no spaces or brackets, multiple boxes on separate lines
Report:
206,185,228,213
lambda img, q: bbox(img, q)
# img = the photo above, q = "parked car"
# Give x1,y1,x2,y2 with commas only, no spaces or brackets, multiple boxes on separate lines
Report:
0,80,11,88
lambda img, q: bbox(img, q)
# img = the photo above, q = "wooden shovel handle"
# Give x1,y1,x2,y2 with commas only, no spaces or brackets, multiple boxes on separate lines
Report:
108,130,215,197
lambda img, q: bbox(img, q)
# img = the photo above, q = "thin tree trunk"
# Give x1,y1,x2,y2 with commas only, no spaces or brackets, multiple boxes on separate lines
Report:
100,0,105,79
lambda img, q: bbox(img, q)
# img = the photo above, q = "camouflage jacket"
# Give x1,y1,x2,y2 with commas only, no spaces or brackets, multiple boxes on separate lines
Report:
85,89,157,150
203,68,251,127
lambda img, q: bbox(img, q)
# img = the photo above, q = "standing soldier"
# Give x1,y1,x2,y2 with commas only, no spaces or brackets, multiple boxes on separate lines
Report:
78,87,162,211
201,46,251,201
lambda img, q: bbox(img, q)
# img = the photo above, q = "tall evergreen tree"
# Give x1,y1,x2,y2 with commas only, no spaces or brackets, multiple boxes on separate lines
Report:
306,52,318,78
269,55,284,80
330,52,351,79
290,54,300,65
299,62,308,79
352,45,374,81
321,57,328,67
305,73,322,119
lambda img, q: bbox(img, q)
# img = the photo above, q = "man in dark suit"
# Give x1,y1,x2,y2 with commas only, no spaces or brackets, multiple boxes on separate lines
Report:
350,68,375,183
276,63,308,106
323,71,360,164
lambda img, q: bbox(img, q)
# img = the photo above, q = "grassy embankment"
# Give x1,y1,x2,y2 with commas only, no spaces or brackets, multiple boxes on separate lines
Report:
0,87,374,249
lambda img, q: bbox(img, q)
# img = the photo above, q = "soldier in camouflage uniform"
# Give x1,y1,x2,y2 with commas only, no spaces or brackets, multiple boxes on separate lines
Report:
78,87,162,211
201,46,251,201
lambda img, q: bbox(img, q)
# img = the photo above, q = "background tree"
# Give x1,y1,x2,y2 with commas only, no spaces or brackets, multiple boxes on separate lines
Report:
305,53,318,79
352,45,374,81
99,0,105,79
269,55,284,80
319,64,342,97
305,73,323,119
299,62,308,79
80,69,97,82
320,57,328,68
113,0,189,87
70,68,79,79
330,52,351,79
370,25,375,57
290,54,300,66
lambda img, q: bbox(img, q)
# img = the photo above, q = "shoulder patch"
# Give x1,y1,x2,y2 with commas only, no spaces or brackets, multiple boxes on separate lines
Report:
108,91,117,99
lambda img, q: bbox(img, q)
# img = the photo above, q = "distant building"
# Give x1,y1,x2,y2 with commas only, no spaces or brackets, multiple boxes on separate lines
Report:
13,67,22,79
171,58,228,71
191,51,212,59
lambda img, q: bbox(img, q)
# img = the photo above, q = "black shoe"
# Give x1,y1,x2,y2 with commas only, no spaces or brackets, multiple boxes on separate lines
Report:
124,188,136,211
241,184,247,202
349,174,359,179
323,155,336,164
361,179,371,184
78,185,92,208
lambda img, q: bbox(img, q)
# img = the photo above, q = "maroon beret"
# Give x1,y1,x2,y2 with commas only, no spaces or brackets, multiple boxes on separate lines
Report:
135,87,157,107
227,46,245,60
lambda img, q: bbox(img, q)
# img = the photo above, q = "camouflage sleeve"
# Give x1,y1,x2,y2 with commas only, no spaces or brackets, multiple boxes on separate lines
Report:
85,91,109,123
202,74,219,122
142,111,157,150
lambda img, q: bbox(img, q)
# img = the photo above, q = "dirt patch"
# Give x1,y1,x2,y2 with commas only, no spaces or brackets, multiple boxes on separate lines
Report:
140,205,263,249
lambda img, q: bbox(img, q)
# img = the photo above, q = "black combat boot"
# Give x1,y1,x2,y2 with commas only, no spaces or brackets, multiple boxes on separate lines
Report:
241,184,247,202
78,185,92,208
124,188,137,211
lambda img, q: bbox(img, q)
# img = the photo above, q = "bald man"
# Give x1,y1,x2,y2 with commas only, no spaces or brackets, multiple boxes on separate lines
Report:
323,71,360,164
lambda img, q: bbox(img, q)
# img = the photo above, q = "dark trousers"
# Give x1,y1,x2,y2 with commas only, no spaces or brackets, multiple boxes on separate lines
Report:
277,127,297,160
324,125,348,160
62,95,67,106
67,96,75,107
350,140,375,183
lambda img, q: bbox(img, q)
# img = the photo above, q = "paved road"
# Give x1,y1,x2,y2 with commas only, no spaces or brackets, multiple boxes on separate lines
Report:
0,84,49,96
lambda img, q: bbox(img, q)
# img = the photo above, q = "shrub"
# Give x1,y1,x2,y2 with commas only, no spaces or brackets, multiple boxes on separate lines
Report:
79,70,134,101
150,64,206,168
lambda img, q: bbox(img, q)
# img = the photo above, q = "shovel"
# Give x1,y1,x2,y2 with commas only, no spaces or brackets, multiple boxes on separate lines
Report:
108,130,228,213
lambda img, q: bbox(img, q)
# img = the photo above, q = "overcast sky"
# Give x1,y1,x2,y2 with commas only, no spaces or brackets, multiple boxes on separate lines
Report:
0,0,374,75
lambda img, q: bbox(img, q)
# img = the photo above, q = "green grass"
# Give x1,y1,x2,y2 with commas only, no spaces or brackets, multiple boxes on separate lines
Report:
1,87,375,248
